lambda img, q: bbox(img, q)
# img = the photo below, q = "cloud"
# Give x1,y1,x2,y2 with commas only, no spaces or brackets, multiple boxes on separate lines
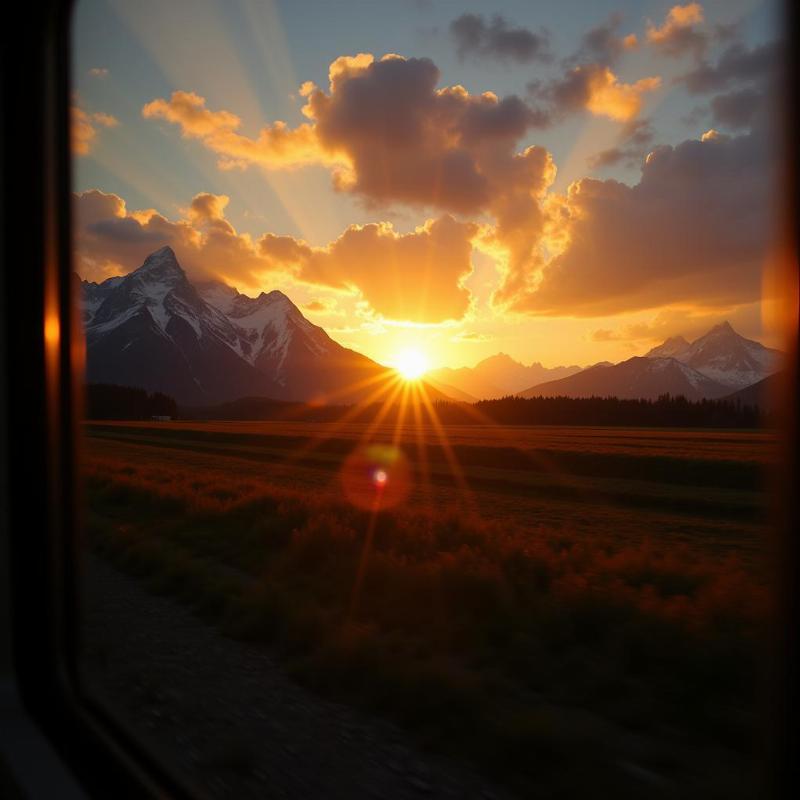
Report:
451,331,493,343
304,299,340,314
568,13,638,67
679,40,782,94
71,106,119,155
709,87,762,130
145,55,551,217
531,64,660,122
143,90,336,170
677,39,783,134
449,13,551,64
259,215,479,323
589,304,766,346
494,126,776,317
301,54,554,214
88,67,109,78
589,118,655,168
142,53,669,319
74,189,274,286
91,112,119,128
646,3,707,58
143,91,240,136
74,190,477,324
144,53,555,290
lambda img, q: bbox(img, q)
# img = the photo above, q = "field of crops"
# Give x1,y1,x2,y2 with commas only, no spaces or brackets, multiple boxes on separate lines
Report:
81,420,776,798
89,419,776,461
85,421,773,560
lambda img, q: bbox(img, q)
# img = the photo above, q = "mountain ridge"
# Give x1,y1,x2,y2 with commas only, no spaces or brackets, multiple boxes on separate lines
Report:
429,352,582,400
80,250,783,407
520,356,732,401
81,247,445,406
520,321,783,400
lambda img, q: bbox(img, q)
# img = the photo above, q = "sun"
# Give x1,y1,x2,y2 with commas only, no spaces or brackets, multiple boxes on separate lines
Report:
393,348,430,381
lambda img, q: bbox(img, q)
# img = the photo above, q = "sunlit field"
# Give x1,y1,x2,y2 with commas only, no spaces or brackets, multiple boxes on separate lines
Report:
82,420,773,798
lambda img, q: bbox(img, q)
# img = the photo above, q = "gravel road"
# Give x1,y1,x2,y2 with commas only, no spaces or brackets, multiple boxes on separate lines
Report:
80,554,514,800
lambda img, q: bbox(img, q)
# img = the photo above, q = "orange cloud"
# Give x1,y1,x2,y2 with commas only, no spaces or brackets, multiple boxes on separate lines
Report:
142,90,342,170
531,63,660,123
74,189,269,286
589,304,767,346
646,3,707,57
71,106,119,155
622,34,638,50
304,299,340,315
142,91,239,136
74,190,477,324
584,67,661,121
259,216,479,324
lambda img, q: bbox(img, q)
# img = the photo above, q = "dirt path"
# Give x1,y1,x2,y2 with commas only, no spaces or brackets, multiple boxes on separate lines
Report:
80,554,515,800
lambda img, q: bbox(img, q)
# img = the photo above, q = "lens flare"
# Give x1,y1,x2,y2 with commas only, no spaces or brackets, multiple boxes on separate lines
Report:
340,444,410,510
372,468,388,487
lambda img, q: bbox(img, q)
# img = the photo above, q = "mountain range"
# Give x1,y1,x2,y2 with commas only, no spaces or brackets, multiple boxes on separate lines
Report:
80,246,442,406
428,354,582,400
520,322,783,401
80,246,784,408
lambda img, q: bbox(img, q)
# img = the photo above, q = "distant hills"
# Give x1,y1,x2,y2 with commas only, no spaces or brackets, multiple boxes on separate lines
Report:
428,353,582,400
79,246,784,408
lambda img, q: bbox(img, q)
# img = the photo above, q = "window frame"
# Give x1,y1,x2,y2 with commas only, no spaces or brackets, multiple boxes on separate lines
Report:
1,2,193,796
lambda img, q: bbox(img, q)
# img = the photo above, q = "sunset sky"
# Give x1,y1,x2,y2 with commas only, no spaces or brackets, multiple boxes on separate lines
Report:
71,0,784,370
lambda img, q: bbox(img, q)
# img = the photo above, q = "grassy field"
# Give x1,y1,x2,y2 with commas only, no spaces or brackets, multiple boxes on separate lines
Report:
82,421,775,797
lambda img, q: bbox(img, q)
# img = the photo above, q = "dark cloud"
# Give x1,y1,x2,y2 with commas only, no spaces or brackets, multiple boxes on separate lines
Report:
589,118,655,169
301,54,552,214
568,13,638,67
680,40,782,94
449,13,551,64
710,87,762,129
88,218,166,244
678,39,783,136
495,127,776,316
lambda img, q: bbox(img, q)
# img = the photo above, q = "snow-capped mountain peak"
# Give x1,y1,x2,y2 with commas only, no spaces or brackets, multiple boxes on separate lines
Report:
78,248,389,406
645,321,783,389
645,335,690,359
196,281,331,374
136,245,183,278
85,245,209,338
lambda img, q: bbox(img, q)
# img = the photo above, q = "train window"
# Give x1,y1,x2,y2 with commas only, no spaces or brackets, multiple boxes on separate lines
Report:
9,0,792,797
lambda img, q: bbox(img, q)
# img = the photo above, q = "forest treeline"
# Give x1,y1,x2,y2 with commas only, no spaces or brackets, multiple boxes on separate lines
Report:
87,383,178,420
87,383,769,427
435,394,766,428
187,390,766,428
